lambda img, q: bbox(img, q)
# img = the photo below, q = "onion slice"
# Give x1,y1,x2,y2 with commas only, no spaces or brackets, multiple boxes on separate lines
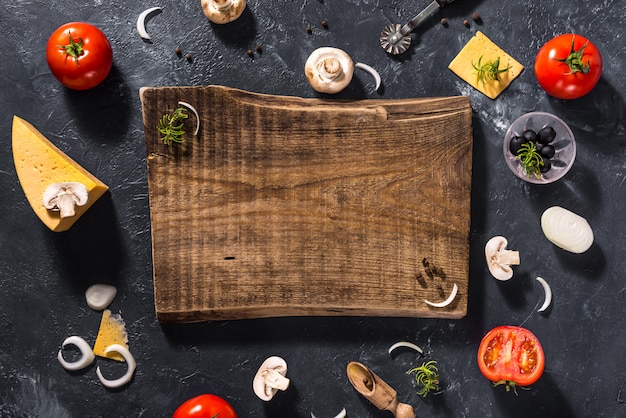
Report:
178,101,200,135
388,341,423,355
541,206,594,253
355,62,382,91
137,7,162,41
57,336,95,371
535,276,552,312
96,344,137,389
424,283,458,308
311,408,347,418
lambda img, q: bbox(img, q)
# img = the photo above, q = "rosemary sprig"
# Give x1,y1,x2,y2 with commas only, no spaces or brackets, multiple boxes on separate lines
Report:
407,360,440,397
472,56,511,85
157,107,189,145
517,141,544,178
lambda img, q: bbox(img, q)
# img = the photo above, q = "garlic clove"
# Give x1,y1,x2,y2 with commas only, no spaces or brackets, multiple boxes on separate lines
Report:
86,284,117,311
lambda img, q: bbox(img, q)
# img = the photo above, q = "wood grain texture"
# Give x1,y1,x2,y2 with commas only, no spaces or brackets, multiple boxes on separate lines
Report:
140,86,473,322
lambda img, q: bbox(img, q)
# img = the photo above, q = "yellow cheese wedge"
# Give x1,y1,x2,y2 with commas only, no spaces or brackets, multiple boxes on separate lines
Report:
448,31,524,99
93,309,129,362
12,116,109,232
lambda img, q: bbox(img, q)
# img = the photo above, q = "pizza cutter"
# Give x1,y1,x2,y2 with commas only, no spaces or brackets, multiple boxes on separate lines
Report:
380,0,457,55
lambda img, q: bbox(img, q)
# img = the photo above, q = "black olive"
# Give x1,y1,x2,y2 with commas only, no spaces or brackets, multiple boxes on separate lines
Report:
540,144,555,159
535,143,544,153
509,135,525,155
540,158,552,173
538,126,556,144
522,129,538,143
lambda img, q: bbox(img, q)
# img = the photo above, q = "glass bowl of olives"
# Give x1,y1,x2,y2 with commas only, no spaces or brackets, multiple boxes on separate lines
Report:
503,111,576,184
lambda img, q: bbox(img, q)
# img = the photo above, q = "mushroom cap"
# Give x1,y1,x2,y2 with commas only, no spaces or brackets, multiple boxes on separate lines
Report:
485,235,520,281
201,0,246,24
304,47,354,94
253,356,289,401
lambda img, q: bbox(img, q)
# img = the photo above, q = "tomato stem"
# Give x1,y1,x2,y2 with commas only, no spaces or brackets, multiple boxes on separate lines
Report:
59,31,85,64
493,379,518,395
554,35,590,75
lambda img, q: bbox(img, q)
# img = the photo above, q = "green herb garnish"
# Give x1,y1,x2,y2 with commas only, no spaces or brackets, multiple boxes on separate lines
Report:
517,141,544,178
472,56,511,85
157,107,188,145
407,360,440,397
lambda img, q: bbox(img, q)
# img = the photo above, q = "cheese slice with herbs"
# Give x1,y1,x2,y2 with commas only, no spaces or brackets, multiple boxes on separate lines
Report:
12,116,109,232
93,309,129,362
448,31,524,99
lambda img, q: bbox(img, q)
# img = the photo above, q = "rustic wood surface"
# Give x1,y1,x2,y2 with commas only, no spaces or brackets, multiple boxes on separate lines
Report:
140,86,472,322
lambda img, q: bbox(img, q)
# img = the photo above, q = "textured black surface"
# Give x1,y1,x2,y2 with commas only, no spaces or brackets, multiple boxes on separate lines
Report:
1,1,625,417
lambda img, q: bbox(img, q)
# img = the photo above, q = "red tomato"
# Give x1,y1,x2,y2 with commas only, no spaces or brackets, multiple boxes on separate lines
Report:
477,326,545,392
534,33,602,99
46,22,113,90
172,394,238,418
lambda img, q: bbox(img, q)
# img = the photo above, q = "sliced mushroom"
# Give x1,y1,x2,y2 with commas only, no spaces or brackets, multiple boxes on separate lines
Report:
201,0,246,24
485,236,520,281
42,182,89,218
304,47,354,94
253,356,290,401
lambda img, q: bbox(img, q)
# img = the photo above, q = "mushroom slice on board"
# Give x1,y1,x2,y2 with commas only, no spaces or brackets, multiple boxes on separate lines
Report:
304,47,354,94
253,356,290,401
485,236,520,280
42,182,89,218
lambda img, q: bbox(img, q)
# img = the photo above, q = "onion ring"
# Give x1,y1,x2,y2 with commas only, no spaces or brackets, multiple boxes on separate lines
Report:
424,283,458,308
137,7,162,41
57,336,95,371
96,344,137,389
535,276,552,312
355,62,382,91
388,341,423,355
178,101,200,135
311,408,347,418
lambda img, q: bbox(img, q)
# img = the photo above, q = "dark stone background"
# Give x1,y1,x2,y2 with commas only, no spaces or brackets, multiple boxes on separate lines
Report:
1,0,625,417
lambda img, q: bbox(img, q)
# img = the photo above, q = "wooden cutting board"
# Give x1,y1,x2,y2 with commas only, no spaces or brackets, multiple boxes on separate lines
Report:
140,86,473,323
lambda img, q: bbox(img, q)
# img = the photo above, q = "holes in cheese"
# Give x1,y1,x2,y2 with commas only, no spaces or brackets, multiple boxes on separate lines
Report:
448,31,524,99
93,309,129,362
11,116,109,232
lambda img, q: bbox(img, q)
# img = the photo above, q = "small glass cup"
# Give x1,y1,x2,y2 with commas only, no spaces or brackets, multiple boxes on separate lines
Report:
503,111,576,184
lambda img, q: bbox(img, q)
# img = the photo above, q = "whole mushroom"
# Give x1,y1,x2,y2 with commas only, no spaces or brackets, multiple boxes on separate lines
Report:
253,356,290,401
42,182,89,218
304,47,354,94
485,236,520,281
201,0,246,24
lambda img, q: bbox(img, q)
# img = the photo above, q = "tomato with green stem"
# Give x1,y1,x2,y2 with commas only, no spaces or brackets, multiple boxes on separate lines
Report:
534,33,602,99
46,22,113,90
477,326,545,393
173,394,237,418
